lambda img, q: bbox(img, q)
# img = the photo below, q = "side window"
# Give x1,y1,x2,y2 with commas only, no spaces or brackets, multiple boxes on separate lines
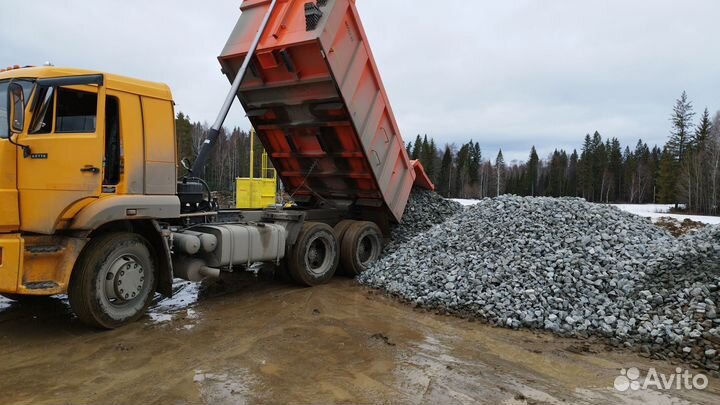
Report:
104,96,121,185
29,86,55,134
0,82,8,138
56,87,97,133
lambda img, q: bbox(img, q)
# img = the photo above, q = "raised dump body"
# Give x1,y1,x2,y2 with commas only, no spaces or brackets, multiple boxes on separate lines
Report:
219,0,433,223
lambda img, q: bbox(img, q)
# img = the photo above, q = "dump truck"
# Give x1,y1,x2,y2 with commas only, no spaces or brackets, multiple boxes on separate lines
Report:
0,0,432,328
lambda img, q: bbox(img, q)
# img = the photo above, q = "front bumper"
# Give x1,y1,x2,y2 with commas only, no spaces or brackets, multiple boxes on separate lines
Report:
0,234,23,294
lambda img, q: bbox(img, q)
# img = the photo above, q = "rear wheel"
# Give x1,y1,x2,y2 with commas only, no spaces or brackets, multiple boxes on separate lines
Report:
333,220,355,244
340,221,384,276
287,222,339,286
68,232,157,329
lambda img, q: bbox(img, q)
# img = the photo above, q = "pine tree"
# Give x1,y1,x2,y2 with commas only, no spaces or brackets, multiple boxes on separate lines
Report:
422,137,437,181
411,135,422,160
695,108,712,150
708,111,720,214
175,112,195,166
624,145,636,202
667,91,696,161
546,149,569,197
421,135,430,161
591,132,607,202
657,147,678,204
608,137,623,202
578,134,594,200
438,145,453,197
665,91,695,208
567,150,579,197
527,146,539,196
495,150,506,197
468,141,482,190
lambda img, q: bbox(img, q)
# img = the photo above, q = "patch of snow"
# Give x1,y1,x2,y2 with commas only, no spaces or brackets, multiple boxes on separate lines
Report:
451,199,720,225
147,280,201,324
0,297,12,311
613,204,720,225
452,199,482,207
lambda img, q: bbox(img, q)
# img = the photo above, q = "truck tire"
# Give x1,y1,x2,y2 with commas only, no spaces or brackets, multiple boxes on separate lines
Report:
68,232,157,329
340,221,383,277
287,222,339,286
333,220,355,243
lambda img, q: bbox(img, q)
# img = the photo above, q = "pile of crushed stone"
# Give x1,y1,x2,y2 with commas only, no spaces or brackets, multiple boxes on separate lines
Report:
384,188,463,255
363,195,720,371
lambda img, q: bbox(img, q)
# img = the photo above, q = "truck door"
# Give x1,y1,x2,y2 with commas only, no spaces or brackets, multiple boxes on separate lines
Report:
0,79,35,233
17,75,105,234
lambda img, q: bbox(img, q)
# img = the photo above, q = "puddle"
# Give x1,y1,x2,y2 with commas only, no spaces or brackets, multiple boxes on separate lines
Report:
0,279,717,405
194,368,264,405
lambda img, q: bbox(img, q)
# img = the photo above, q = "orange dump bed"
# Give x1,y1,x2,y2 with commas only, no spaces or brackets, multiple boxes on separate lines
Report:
219,0,433,223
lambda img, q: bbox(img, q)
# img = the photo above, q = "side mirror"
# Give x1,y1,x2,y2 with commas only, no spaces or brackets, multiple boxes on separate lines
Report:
181,158,192,171
8,82,25,133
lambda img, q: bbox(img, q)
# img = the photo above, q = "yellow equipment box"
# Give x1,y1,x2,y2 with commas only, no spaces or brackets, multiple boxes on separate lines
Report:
236,130,277,209
236,177,276,209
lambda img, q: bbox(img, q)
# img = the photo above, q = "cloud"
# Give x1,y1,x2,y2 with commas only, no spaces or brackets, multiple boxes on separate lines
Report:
2,0,718,163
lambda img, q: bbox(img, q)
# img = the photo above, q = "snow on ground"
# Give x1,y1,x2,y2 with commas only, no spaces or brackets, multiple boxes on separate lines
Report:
613,204,720,225
452,199,481,207
452,199,720,225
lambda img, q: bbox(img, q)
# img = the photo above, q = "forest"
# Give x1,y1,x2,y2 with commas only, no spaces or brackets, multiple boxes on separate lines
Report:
176,92,720,215
405,91,720,215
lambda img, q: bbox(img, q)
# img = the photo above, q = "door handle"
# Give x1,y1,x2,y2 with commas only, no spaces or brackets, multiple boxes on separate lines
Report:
80,165,100,174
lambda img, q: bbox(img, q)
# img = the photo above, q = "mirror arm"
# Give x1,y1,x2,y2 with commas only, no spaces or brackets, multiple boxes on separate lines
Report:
7,133,31,158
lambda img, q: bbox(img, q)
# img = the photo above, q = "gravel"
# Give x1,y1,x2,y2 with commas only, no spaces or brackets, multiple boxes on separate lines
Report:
384,188,463,255
361,195,720,370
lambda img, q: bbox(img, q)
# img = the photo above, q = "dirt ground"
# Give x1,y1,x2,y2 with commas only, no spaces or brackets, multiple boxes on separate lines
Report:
1,274,718,405
654,216,707,237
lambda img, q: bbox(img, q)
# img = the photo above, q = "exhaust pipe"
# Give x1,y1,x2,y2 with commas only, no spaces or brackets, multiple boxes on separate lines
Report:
173,257,221,282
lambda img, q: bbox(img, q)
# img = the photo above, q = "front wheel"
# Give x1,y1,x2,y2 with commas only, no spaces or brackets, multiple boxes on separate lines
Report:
68,232,157,329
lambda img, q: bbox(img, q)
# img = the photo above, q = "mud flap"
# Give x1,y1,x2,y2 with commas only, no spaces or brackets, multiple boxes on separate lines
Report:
150,220,174,297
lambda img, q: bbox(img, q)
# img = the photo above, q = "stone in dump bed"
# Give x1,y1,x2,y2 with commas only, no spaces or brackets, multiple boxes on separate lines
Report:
383,188,463,255
361,195,720,371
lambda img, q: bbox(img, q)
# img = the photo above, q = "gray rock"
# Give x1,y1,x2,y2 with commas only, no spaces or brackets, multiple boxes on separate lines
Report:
358,194,720,372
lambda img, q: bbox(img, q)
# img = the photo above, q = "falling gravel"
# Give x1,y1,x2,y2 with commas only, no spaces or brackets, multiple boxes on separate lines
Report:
383,188,463,255
362,195,720,371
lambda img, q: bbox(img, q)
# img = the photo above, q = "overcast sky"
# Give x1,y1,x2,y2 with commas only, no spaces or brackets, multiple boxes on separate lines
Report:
1,0,718,163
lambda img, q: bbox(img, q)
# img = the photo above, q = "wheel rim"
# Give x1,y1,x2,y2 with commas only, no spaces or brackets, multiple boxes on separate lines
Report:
102,254,146,306
355,230,381,269
305,235,332,276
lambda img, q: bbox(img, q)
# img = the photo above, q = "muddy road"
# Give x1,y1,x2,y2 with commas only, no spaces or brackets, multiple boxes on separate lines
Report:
1,274,718,405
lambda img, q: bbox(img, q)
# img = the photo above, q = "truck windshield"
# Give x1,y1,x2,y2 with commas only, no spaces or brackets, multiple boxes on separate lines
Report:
0,79,35,139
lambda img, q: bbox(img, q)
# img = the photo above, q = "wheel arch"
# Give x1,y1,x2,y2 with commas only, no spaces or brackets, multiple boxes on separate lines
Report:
86,219,173,297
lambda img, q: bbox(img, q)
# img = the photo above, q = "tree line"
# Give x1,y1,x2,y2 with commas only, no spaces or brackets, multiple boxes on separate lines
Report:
176,91,719,215
175,112,266,193
408,92,720,215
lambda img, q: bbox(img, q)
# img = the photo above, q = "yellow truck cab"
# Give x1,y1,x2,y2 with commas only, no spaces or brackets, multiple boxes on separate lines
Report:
0,66,181,326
